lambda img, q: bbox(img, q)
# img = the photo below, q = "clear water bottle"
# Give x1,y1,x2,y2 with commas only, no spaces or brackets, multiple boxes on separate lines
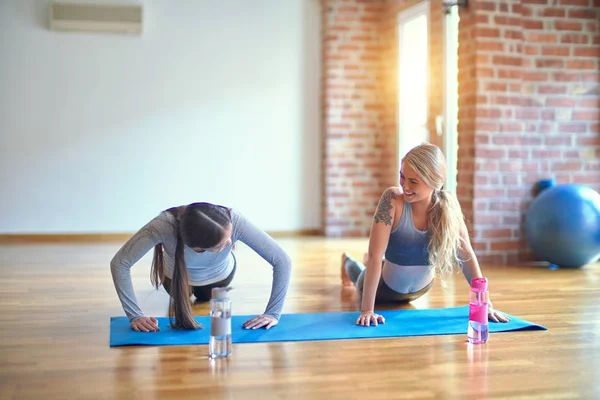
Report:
467,277,489,344
209,287,232,359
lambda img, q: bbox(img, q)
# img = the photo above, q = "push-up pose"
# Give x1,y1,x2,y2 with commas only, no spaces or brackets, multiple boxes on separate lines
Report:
341,143,509,327
111,202,291,332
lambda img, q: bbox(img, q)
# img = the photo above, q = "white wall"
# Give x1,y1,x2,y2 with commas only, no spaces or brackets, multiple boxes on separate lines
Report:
0,0,322,233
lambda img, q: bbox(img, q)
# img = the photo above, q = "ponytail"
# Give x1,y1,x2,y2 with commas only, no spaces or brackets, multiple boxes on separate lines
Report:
149,206,200,330
170,229,200,330
402,142,467,286
427,189,467,285
150,244,164,289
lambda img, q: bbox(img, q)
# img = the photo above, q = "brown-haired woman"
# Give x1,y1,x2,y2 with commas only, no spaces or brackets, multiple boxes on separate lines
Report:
111,202,291,332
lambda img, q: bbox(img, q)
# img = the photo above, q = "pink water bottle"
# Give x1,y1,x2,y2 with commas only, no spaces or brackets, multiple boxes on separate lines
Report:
468,277,489,344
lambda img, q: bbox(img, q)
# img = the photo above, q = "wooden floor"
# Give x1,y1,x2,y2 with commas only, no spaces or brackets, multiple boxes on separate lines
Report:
0,238,598,399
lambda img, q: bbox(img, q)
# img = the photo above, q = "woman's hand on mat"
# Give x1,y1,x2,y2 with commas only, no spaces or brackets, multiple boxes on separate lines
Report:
357,311,385,327
131,316,160,332
488,301,510,323
243,314,278,330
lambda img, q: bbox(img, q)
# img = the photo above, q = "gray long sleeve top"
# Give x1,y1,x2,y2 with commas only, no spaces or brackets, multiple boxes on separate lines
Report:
110,208,292,321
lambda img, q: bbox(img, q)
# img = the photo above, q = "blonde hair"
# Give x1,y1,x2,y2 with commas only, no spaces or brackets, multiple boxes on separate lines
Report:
402,143,467,283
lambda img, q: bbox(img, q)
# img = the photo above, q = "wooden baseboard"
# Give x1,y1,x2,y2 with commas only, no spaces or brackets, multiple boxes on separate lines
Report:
267,229,323,238
0,233,134,244
0,229,323,244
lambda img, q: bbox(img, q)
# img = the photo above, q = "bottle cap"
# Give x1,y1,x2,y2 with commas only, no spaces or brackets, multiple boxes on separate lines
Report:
211,286,233,299
471,277,488,292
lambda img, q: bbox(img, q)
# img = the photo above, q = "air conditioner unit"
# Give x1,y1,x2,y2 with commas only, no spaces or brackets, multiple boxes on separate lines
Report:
49,1,143,35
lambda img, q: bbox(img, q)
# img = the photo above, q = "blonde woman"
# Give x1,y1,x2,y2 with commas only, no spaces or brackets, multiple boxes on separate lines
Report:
341,143,509,327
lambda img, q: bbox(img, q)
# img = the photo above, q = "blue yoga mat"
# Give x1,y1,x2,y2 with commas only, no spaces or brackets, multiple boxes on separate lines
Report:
109,305,547,347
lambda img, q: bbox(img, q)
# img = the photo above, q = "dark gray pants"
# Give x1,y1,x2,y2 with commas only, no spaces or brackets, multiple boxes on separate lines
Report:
163,258,236,302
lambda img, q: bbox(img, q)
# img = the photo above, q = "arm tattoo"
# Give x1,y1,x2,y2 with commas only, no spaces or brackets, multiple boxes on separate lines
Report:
374,190,396,226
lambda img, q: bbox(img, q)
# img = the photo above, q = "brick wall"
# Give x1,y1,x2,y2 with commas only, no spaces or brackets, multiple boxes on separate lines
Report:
458,0,600,264
427,0,445,151
380,1,401,199
322,0,599,265
457,2,479,238
323,0,445,237
322,0,388,237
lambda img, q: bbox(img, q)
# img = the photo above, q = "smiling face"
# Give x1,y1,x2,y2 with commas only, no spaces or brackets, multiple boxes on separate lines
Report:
400,143,446,205
399,162,434,204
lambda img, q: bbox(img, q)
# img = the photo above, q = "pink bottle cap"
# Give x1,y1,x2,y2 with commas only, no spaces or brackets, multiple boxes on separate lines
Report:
471,277,488,292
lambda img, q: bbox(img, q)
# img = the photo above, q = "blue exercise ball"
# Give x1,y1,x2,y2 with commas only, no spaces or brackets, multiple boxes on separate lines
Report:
526,183,600,268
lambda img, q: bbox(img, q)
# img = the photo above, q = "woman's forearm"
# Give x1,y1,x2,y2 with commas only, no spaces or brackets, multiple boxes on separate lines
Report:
360,258,382,312
461,250,483,286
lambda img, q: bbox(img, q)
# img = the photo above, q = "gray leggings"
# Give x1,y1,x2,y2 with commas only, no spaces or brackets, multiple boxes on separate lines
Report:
344,254,433,303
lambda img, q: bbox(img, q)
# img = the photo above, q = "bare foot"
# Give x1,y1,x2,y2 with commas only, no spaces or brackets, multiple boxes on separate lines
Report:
341,252,353,286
